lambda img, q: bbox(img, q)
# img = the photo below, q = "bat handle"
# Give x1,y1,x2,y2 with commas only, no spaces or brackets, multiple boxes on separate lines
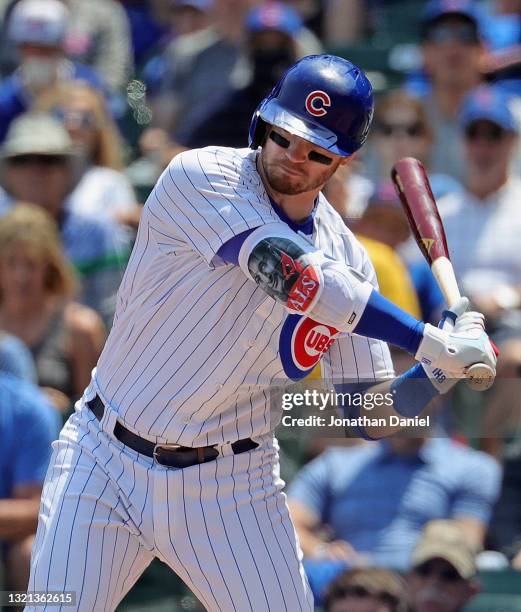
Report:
441,314,495,392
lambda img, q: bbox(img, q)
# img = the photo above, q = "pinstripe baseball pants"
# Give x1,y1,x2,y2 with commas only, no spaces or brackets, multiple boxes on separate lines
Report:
26,399,313,611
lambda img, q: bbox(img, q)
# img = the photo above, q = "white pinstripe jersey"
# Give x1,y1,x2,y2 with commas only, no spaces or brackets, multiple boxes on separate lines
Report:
93,146,394,446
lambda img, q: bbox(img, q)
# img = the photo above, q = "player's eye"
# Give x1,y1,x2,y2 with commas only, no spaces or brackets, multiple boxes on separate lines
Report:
269,130,290,148
269,129,333,165
308,150,333,166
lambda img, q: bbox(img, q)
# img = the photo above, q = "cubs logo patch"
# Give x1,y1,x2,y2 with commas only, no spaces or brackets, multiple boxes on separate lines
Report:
279,314,340,380
305,90,331,117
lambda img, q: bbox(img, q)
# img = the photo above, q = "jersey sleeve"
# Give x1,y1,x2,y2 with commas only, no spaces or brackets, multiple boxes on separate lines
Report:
145,147,279,265
321,241,395,382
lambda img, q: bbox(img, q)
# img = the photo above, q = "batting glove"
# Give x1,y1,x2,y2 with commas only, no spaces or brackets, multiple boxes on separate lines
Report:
416,298,498,388
421,297,468,393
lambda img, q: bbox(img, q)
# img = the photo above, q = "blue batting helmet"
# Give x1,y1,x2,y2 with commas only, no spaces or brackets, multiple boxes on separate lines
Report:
248,54,374,156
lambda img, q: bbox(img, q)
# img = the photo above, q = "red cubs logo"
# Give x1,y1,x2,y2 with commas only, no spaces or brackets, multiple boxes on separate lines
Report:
305,90,331,117
292,317,339,370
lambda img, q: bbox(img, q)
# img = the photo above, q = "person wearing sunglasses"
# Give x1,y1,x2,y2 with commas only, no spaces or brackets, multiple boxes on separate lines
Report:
436,84,521,456
413,0,487,183
179,2,302,150
324,567,409,612
364,90,462,201
440,86,521,327
408,520,480,612
36,80,141,229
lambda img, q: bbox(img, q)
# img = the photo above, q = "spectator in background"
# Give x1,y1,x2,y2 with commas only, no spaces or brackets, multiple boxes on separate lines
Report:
0,373,60,594
439,84,521,454
37,80,141,228
210,0,322,55
325,169,421,319
363,90,461,200
0,0,106,143
0,112,130,327
407,520,480,612
120,0,170,68
490,443,521,570
144,0,239,143
324,567,409,612
62,0,133,93
0,331,37,382
287,437,500,572
354,183,444,324
181,1,302,149
0,204,106,412
439,85,521,335
412,0,487,182
322,0,365,47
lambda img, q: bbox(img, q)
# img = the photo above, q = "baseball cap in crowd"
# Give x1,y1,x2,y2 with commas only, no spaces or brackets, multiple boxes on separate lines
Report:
1,113,74,160
421,0,481,42
412,520,478,579
8,0,69,47
246,2,302,37
459,85,518,133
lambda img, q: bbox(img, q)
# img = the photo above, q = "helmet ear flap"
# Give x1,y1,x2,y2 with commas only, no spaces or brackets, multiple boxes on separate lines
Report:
249,113,268,149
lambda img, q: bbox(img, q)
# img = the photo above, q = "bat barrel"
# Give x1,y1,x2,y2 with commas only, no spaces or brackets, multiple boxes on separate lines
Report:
392,157,495,393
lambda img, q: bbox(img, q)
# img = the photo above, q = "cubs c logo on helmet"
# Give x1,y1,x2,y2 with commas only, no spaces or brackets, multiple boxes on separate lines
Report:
305,90,331,117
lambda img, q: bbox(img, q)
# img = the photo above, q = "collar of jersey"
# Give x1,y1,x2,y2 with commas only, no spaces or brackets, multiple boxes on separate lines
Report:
268,196,316,236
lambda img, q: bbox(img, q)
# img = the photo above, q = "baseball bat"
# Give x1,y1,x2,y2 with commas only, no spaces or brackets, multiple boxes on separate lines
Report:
390,157,495,391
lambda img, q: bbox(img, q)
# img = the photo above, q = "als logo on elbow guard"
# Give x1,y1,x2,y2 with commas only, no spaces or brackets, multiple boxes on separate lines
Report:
286,263,320,311
279,314,340,379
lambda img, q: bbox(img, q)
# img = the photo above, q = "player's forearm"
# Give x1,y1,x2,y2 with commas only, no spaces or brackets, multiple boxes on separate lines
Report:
344,373,437,439
0,498,40,540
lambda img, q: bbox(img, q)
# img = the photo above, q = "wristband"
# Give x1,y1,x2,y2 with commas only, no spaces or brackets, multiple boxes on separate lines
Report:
390,364,439,418
341,399,378,441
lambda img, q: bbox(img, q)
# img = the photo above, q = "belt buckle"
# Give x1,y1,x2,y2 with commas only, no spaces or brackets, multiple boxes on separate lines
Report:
153,443,182,462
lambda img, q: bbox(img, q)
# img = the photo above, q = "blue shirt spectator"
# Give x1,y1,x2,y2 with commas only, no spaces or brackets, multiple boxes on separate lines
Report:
0,373,60,501
0,62,106,144
122,1,169,67
288,438,501,571
0,332,37,383
0,372,60,590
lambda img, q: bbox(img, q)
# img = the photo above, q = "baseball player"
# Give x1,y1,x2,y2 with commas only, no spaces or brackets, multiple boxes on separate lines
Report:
26,55,497,612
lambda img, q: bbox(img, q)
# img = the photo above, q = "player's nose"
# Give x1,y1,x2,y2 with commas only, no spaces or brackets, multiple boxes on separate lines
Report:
285,140,308,163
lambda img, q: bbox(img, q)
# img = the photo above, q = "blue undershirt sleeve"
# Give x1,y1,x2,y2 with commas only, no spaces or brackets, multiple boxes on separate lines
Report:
216,228,255,265
354,289,425,355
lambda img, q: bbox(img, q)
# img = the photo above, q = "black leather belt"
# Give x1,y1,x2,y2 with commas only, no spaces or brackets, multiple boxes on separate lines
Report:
86,394,258,468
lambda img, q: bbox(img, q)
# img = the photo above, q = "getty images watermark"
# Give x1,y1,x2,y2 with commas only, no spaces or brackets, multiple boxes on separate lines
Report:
279,388,430,429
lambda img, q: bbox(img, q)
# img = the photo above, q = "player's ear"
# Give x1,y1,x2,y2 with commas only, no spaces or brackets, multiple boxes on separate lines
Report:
339,155,353,167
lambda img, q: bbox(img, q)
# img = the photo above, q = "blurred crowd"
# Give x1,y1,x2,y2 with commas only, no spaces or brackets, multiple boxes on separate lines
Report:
1,0,521,610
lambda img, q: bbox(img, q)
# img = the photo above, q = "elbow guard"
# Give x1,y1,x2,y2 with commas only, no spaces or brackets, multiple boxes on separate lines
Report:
308,258,373,332
238,224,373,332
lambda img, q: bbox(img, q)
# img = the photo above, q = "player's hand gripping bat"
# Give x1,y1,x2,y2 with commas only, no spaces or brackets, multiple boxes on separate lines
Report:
391,157,496,391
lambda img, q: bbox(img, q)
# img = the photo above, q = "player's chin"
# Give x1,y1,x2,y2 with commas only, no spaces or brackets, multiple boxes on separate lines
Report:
267,172,309,195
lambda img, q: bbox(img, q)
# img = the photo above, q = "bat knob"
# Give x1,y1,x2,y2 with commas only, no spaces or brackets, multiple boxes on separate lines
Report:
465,363,495,391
